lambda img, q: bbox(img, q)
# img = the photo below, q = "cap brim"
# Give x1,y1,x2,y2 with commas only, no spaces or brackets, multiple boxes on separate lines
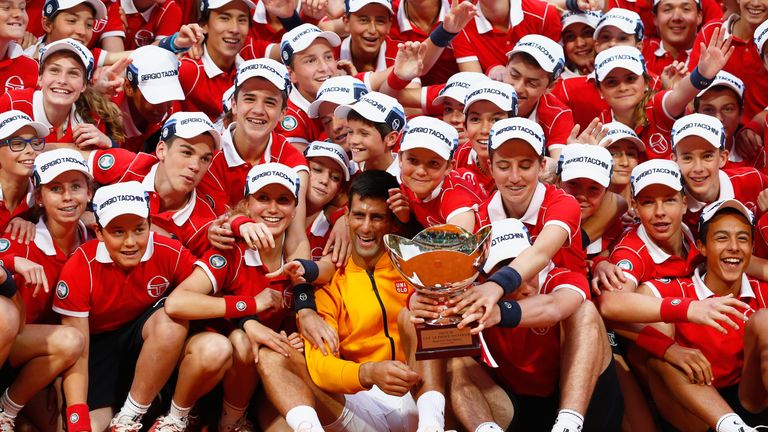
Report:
348,0,394,14
633,178,682,196
505,45,554,72
82,0,107,19
593,21,635,39
696,81,743,98
1,120,50,140
673,131,720,150
704,199,753,225
562,16,595,30
600,134,645,151
99,206,149,228
399,141,451,161
596,62,645,82
561,169,610,188
139,82,185,104
306,152,350,181
334,103,385,123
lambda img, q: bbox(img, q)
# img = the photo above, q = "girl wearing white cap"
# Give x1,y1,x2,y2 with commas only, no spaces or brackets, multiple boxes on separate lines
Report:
0,0,39,95
600,121,646,205
0,39,125,148
307,75,370,150
165,163,302,432
595,32,732,160
0,149,93,430
0,111,49,239
560,11,602,78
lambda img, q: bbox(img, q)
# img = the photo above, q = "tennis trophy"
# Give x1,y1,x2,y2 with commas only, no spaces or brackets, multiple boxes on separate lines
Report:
384,224,492,360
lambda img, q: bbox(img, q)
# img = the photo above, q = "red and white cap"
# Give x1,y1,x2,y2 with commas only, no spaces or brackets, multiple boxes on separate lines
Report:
630,159,683,196
559,144,613,188
280,24,341,65
308,76,369,118
43,0,107,20
305,141,351,181
127,45,184,104
433,72,489,106
483,218,532,273
463,81,517,115
33,149,91,186
506,35,566,80
0,110,49,140
488,117,545,156
399,116,459,161
599,121,645,151
671,113,726,150
594,45,646,83
92,181,150,228
245,163,301,199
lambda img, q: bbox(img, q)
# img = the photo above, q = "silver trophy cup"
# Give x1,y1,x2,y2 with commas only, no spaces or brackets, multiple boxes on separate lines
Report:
384,224,492,325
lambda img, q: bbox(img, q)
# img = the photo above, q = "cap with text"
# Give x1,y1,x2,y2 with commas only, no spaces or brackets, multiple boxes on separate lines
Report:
235,58,292,93
92,181,150,228
593,8,644,41
43,0,107,20
345,0,394,14
308,76,369,118
696,71,744,99
559,144,613,188
483,219,532,273
33,149,92,187
245,163,301,199
671,113,725,150
334,91,406,132
561,10,603,30
594,45,646,83
433,72,489,106
127,45,184,104
630,159,683,196
599,121,645,151
0,110,49,140
280,24,341,65
463,81,518,115
699,199,755,229
506,35,566,80
755,19,768,56
305,141,351,181
40,38,95,81
488,117,546,156
161,112,221,150
399,116,459,161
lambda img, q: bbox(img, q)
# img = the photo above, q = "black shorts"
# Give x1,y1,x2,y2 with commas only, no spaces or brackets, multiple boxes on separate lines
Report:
507,359,624,432
87,299,166,410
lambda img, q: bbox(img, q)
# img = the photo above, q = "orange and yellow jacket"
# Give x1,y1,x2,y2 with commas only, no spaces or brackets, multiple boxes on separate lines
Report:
305,252,413,394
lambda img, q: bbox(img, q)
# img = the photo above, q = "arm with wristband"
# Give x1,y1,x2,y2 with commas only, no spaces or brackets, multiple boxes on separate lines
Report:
420,0,478,75
60,315,91,432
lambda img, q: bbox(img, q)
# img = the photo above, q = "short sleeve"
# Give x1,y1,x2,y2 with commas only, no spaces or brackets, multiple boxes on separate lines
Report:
51,249,92,317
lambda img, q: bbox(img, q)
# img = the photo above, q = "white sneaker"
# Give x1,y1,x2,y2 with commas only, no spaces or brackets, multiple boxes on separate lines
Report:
148,415,188,432
109,415,143,432
295,421,324,432
0,411,14,432
220,416,256,432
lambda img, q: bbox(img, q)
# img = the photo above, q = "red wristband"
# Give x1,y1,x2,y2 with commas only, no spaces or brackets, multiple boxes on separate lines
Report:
229,216,254,238
224,296,257,318
387,70,410,91
659,297,692,323
66,404,91,432
406,289,416,311
636,326,675,358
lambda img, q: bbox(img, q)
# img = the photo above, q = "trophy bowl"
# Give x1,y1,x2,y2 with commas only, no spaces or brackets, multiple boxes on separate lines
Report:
384,224,492,325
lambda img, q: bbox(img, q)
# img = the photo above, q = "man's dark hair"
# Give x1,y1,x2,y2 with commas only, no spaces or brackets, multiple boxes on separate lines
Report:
347,110,394,139
698,207,754,244
348,169,398,205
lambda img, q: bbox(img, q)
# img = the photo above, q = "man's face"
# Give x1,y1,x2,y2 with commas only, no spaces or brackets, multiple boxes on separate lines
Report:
347,194,393,262
289,39,338,97
654,0,701,50
125,84,173,125
203,2,250,60
506,55,552,117
233,78,286,143
96,214,151,271
345,4,391,59
672,137,726,202
696,88,741,139
156,134,216,194
700,212,753,287
632,184,686,244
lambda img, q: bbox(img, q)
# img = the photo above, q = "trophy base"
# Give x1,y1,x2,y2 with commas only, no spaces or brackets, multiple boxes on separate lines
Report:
415,323,481,360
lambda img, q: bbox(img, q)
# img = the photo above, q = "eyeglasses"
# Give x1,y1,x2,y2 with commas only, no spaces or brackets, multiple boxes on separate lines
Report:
0,137,46,152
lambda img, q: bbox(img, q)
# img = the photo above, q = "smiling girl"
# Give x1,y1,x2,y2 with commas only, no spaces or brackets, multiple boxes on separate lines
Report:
599,121,646,205
0,0,38,95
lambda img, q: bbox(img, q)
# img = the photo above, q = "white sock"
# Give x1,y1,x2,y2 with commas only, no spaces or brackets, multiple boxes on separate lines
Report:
475,422,504,432
717,413,749,432
0,389,23,418
168,400,191,422
285,405,323,431
116,394,150,422
551,409,584,432
220,399,247,427
417,391,446,429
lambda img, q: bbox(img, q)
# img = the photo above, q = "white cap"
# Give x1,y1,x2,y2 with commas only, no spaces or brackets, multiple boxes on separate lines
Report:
558,144,613,188
433,72,489,106
235,58,292,93
201,0,256,13
488,117,546,156
305,141,351,181
671,113,725,150
561,10,602,30
308,76,369,118
399,116,459,161
699,199,755,228
334,91,406,132
594,45,646,83
506,35,566,80
696,71,744,99
92,181,150,228
43,0,107,20
593,8,644,41
463,81,518,115
654,0,700,6
244,163,301,199
599,121,645,151
756,19,768,56
33,149,91,187
222,85,236,113
482,219,532,273
160,112,221,150
40,38,95,80
0,110,49,140
126,46,183,104
630,159,683,196
346,0,393,14
280,24,341,65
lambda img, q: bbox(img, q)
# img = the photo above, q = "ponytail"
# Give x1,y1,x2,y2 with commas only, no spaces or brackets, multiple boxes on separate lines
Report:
74,88,127,143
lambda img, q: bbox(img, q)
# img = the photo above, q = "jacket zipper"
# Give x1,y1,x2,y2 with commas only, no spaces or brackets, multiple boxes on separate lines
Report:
367,270,396,360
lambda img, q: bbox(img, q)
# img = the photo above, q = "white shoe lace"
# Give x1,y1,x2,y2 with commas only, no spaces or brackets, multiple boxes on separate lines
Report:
109,416,143,432
0,411,14,432
152,415,188,432
221,416,256,432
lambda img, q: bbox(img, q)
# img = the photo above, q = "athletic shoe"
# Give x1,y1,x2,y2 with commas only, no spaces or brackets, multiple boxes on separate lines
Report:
0,411,14,432
109,416,143,432
148,415,188,432
220,416,255,432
